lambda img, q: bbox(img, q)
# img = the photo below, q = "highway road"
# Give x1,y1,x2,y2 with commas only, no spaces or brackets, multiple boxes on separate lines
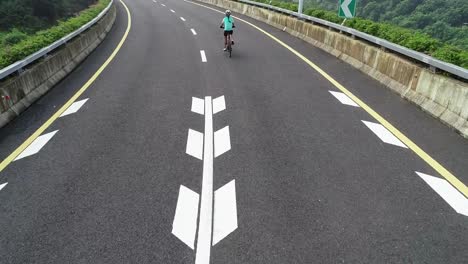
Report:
0,0,467,263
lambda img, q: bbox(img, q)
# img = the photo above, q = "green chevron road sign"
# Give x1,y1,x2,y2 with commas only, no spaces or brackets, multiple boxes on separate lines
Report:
338,0,357,18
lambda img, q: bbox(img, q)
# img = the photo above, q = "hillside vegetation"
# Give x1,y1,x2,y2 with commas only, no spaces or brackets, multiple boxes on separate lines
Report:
305,0,468,50
0,0,98,33
0,0,110,69
252,0,468,69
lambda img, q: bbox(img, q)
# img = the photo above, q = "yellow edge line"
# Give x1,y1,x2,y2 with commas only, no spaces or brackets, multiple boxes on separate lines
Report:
187,0,468,198
0,0,132,173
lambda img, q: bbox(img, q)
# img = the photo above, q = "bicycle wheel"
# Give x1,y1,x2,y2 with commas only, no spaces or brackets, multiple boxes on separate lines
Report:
228,35,232,58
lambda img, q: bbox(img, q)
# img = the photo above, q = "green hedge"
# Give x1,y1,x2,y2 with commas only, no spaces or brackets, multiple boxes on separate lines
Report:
250,0,468,69
0,0,110,70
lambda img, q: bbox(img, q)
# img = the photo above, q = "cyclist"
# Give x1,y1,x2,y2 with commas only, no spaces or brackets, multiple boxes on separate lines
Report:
220,10,235,51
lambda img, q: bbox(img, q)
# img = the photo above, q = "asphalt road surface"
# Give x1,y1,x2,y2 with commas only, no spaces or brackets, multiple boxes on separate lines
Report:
0,0,467,263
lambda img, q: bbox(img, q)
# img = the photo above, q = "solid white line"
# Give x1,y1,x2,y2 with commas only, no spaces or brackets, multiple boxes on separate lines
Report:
362,121,407,148
195,96,213,264
172,185,200,249
213,179,237,245
200,50,207,62
60,98,89,117
0,182,7,191
14,131,59,161
191,28,197,35
329,91,359,107
186,129,204,160
214,126,231,158
180,17,186,21
417,172,468,216
170,9,175,13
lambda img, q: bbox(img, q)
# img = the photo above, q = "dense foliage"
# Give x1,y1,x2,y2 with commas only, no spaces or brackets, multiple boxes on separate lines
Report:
251,0,468,69
0,0,98,33
304,0,468,50
0,0,110,69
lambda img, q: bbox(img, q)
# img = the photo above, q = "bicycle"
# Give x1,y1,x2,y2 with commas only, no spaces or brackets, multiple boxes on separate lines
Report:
221,25,235,58
226,34,233,58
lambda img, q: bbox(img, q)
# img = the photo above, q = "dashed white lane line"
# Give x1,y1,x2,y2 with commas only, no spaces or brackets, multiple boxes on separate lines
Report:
0,182,7,191
417,172,468,216
172,185,200,249
191,28,197,35
191,97,204,115
59,98,89,117
152,0,157,3
180,17,186,21
200,50,207,62
186,129,204,160
14,130,59,161
214,126,231,158
170,9,175,13
329,91,359,107
213,179,237,245
161,3,166,6
362,121,407,148
212,95,226,114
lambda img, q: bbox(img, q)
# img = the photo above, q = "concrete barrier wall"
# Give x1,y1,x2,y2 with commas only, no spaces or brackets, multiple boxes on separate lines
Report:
0,3,117,128
199,0,468,138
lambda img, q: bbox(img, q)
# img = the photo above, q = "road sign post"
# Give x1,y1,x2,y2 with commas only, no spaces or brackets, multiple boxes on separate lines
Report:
298,0,304,15
338,0,356,19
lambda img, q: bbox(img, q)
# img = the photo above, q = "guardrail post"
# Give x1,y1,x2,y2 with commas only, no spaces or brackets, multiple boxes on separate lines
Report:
1,95,11,112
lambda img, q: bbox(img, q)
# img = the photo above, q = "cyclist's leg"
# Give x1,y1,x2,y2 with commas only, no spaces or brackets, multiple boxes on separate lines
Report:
230,30,234,44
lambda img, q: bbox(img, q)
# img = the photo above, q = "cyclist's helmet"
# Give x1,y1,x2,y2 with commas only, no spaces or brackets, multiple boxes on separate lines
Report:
225,10,231,16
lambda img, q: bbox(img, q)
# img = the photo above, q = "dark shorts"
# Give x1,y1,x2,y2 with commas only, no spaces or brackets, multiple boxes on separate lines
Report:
224,30,233,36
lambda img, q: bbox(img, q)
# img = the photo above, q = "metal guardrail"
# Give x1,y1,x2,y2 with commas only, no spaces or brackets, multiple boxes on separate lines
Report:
0,0,114,81
237,0,468,80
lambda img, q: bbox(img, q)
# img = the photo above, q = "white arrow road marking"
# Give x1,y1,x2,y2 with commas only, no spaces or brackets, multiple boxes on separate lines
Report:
329,91,359,107
214,126,231,158
191,28,197,35
213,180,238,245
186,129,204,160
195,96,214,264
362,121,407,148
192,97,204,115
172,185,200,249
176,95,234,263
341,0,353,17
417,172,468,216
212,96,226,114
0,182,7,191
200,50,207,62
14,130,59,161
60,99,89,117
